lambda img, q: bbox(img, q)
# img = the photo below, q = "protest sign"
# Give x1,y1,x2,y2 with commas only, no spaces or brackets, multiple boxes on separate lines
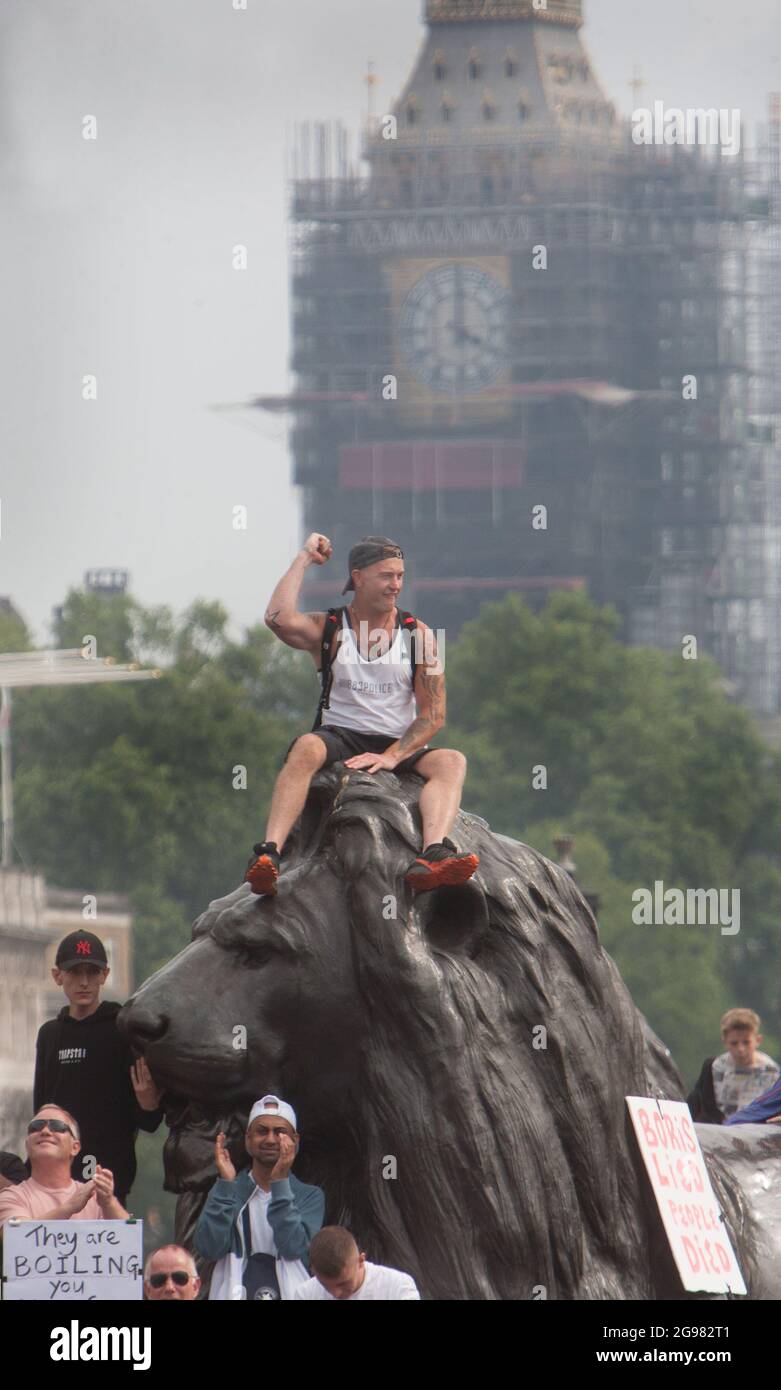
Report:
3,1219,143,1301
626,1097,747,1295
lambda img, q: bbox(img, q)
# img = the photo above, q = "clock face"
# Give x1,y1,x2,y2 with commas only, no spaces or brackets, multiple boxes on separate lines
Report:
399,262,509,395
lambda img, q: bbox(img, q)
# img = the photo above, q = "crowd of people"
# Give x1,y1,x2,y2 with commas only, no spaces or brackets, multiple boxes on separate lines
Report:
0,929,419,1300
0,931,779,1301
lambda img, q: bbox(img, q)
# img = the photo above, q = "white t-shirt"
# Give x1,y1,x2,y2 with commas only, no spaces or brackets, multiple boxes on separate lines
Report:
246,1186,275,1254
293,1261,420,1301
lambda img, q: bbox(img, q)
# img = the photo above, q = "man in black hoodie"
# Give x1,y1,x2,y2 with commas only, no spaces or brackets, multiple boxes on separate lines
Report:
34,930,164,1205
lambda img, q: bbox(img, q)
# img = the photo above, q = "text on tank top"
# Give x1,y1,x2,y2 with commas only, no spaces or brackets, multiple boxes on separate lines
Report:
321,610,417,738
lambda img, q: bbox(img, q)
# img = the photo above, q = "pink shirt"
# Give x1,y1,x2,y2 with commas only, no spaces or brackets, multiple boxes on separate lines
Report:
0,1175,102,1229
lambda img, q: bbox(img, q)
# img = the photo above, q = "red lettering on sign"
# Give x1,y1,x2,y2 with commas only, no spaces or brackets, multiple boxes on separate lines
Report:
680,1115,697,1154
652,1152,670,1187
663,1115,681,1151
682,1235,700,1272
638,1109,657,1148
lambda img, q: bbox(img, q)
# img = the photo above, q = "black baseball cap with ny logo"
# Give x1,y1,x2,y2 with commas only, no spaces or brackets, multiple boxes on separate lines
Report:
55,931,109,970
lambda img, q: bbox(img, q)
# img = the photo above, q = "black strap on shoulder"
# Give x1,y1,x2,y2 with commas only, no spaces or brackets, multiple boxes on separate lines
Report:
311,607,419,731
312,607,343,731
397,610,419,687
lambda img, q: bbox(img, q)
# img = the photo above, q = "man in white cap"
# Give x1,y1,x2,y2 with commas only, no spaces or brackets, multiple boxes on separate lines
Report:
194,1094,324,1301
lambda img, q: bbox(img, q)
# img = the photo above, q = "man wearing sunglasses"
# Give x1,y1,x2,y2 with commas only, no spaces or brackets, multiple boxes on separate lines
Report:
144,1246,201,1300
0,1104,128,1228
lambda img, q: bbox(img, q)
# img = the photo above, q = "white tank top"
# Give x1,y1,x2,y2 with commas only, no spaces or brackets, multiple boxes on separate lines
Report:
321,611,417,738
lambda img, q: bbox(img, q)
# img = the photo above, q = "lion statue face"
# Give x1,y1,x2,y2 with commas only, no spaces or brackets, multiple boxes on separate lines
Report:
122,767,691,1300
122,866,367,1122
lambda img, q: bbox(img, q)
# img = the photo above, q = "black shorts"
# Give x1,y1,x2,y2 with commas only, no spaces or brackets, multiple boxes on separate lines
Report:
284,725,429,775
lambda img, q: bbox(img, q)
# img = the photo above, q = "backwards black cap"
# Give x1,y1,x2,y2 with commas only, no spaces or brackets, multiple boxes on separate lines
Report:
341,537,404,595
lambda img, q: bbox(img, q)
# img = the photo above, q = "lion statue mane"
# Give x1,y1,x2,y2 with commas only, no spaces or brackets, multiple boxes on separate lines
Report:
120,765,781,1300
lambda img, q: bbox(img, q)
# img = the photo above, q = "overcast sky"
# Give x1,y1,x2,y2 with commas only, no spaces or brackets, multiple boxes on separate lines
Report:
2,0,780,648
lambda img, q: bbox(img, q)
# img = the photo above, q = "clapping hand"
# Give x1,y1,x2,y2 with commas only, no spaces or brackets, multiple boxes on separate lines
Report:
93,1166,116,1212
215,1132,237,1181
64,1180,96,1216
269,1133,296,1182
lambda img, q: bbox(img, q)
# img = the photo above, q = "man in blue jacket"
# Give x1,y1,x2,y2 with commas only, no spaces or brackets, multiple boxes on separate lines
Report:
194,1094,324,1301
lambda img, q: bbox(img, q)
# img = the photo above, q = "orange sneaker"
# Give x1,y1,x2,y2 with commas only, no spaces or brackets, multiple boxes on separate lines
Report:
403,837,479,894
244,842,280,896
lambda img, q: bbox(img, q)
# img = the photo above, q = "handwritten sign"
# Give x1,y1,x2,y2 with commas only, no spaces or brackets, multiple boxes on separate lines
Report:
626,1097,747,1295
3,1219,143,1301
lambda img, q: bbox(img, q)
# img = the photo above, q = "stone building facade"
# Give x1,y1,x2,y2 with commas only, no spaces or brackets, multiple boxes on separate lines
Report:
0,867,132,1157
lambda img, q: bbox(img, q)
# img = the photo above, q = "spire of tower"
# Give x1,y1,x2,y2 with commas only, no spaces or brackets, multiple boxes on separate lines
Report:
376,0,606,149
425,0,583,27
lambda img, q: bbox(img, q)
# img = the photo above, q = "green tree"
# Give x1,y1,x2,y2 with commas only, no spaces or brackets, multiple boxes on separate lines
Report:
0,603,33,654
728,853,781,1060
13,600,318,983
52,587,139,663
13,581,781,1097
444,592,771,1085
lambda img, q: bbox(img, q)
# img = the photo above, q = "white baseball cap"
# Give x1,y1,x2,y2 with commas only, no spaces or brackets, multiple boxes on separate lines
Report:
248,1094,298,1132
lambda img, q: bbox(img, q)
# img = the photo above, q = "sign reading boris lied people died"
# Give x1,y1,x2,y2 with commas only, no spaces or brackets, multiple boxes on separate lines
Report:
3,1219,143,1301
626,1097,747,1295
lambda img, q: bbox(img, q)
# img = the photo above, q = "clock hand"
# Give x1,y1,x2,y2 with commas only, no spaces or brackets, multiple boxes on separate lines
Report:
445,319,483,347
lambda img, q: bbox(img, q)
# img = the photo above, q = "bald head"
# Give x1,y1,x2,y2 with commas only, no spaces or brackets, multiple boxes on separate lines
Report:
144,1245,200,1300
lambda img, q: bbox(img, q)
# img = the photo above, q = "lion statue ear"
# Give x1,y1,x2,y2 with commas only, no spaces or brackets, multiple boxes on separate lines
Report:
413,881,489,959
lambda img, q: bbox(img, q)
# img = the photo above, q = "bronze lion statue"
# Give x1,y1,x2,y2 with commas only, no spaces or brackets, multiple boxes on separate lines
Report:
120,766,781,1299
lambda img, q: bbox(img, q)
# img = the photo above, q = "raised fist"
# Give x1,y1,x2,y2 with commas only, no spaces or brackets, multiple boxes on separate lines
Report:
302,533,333,566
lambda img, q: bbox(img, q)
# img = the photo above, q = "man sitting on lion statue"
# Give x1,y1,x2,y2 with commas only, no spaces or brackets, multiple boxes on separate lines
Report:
244,532,479,897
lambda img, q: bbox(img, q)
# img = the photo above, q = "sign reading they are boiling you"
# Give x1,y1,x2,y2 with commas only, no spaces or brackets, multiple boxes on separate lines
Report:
3,1219,143,1301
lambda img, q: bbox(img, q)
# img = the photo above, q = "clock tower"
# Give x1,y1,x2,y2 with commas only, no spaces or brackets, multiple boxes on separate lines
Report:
290,0,621,636
282,1,775,713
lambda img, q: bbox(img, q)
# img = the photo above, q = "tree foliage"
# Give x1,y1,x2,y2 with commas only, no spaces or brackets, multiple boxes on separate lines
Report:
444,592,781,1079
8,584,781,1100
12,596,318,983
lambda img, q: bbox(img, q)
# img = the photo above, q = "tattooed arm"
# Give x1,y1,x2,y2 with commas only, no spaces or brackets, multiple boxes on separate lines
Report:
384,623,446,764
264,533,330,652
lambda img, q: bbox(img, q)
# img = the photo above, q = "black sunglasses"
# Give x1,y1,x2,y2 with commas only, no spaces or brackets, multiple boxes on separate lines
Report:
28,1118,74,1138
149,1271,191,1288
